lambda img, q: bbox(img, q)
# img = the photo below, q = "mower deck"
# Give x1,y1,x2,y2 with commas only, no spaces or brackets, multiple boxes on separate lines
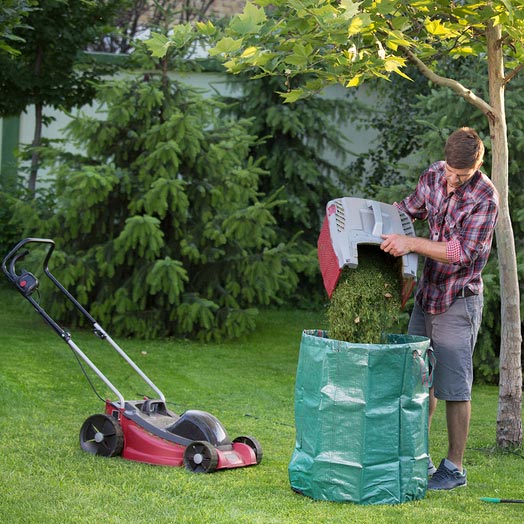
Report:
77,399,262,472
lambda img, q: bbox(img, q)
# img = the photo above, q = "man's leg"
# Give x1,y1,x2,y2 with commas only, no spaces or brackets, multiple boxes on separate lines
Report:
427,296,482,489
446,400,471,472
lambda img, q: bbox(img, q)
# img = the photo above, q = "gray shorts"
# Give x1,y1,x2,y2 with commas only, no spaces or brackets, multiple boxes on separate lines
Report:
408,295,484,401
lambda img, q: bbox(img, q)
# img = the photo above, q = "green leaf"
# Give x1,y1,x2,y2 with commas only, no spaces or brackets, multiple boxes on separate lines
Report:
145,25,195,59
383,56,407,72
449,45,477,57
284,42,314,67
241,46,259,58
346,74,363,87
277,88,307,103
209,37,243,56
195,20,216,36
424,17,455,37
339,0,362,19
223,59,247,73
230,1,267,35
144,33,172,58
385,29,413,51
170,23,195,49
251,50,278,67
392,69,413,81
347,13,372,36
304,78,326,91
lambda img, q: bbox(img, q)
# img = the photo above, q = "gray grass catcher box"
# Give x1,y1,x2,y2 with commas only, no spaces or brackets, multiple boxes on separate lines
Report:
317,197,418,303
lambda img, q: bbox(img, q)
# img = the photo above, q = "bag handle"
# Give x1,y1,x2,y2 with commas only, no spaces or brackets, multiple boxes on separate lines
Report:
413,347,435,388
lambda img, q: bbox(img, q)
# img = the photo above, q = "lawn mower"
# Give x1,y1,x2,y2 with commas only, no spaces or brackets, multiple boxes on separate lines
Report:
2,238,262,473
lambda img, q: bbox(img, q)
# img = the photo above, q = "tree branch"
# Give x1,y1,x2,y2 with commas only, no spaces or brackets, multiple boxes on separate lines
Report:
503,62,524,86
404,48,496,120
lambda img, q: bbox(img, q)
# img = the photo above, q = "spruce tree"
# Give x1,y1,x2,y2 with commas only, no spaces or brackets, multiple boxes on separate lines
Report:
30,48,302,340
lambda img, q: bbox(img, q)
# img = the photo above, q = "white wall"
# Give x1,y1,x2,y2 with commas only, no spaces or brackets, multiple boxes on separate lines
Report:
15,72,379,152
3,70,383,193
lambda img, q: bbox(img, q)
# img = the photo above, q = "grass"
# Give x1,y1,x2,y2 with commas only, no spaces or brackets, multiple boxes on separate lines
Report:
327,247,404,343
1,283,523,523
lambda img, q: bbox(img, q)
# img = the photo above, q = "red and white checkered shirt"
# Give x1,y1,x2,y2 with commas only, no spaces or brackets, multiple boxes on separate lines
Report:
395,160,499,314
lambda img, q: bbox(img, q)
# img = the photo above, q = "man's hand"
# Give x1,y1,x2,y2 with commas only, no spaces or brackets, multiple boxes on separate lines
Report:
380,234,412,257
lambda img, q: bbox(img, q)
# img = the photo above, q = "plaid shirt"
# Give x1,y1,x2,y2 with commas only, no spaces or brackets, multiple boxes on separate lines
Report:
396,160,499,314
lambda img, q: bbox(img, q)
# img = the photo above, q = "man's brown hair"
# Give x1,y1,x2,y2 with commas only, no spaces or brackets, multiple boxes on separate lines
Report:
444,127,485,169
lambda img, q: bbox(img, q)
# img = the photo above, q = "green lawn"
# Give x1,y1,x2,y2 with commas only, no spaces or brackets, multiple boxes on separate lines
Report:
0,283,523,523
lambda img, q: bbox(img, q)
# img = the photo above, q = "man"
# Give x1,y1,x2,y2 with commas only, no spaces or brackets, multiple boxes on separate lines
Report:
380,127,499,490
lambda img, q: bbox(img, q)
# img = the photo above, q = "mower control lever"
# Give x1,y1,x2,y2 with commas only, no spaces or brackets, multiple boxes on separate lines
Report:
4,248,39,295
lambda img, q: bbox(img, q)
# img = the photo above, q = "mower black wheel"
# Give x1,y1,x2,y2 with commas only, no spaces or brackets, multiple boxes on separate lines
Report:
233,435,263,464
79,414,124,457
183,441,218,473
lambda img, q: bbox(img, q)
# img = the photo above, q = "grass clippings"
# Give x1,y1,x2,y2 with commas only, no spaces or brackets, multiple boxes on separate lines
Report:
327,245,403,344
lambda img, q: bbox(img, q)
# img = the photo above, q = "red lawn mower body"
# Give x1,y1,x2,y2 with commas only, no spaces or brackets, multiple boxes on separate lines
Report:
98,400,260,471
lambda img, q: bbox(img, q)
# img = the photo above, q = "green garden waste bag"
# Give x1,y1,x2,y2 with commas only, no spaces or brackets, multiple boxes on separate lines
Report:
288,330,432,505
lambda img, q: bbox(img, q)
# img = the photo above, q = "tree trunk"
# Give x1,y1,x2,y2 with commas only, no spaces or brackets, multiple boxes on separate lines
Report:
28,101,43,194
486,21,523,448
28,43,44,194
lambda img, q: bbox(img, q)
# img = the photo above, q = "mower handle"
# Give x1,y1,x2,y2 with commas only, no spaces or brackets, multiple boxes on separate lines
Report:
2,237,166,408
2,237,55,282
2,237,99,327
